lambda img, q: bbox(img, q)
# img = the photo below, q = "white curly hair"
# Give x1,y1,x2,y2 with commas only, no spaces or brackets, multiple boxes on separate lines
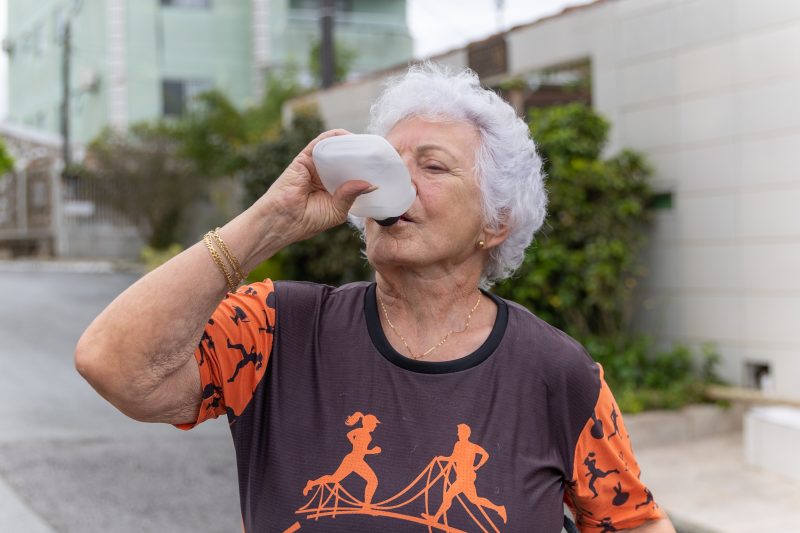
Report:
348,61,547,288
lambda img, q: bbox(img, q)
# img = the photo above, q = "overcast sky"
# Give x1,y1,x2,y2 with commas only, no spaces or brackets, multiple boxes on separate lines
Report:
408,0,594,58
0,0,592,121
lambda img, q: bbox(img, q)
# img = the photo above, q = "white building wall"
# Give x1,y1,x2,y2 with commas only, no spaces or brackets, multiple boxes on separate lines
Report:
289,0,800,398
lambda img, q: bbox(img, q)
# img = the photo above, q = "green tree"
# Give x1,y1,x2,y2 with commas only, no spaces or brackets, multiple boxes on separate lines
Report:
80,123,203,249
174,68,304,180
175,90,248,179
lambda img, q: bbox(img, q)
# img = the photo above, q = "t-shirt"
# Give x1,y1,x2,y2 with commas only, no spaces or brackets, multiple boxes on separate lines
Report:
178,280,665,533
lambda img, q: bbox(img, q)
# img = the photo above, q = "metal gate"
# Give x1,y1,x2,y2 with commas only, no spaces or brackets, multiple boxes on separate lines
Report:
0,158,142,259
0,158,59,255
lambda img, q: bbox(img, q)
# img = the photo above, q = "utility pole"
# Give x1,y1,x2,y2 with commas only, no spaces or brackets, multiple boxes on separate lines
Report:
495,0,505,32
61,20,72,171
320,0,335,88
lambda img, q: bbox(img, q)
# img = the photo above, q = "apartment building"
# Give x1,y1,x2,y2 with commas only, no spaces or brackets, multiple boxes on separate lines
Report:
4,0,412,144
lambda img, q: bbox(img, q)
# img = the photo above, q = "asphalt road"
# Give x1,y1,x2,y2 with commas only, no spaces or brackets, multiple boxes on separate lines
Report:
0,269,240,532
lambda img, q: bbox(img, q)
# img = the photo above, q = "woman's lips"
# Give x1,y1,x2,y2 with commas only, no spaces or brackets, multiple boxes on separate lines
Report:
375,214,414,227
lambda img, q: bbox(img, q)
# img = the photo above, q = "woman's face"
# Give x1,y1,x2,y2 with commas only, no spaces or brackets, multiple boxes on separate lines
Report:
365,117,486,275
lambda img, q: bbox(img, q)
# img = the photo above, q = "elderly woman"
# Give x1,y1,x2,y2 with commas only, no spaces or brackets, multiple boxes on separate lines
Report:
76,64,674,533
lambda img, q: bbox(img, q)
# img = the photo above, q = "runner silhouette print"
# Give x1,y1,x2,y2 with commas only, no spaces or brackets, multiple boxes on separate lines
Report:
230,305,249,325
584,452,620,499
225,340,264,383
422,424,507,526
607,403,621,441
198,330,216,366
295,417,508,532
303,412,382,509
598,516,618,532
635,488,656,510
201,383,223,411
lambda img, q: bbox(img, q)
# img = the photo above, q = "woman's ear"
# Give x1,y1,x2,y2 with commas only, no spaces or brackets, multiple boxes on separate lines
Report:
482,223,510,250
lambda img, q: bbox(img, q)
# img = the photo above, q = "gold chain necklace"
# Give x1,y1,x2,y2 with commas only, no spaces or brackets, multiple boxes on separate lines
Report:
378,291,482,360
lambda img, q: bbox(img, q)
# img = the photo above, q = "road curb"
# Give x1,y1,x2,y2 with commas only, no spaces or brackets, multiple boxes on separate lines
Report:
0,259,144,275
0,476,57,533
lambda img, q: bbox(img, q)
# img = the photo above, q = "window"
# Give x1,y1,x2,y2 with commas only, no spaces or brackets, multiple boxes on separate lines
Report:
162,81,184,116
289,0,352,12
650,192,674,210
161,0,211,8
162,79,214,117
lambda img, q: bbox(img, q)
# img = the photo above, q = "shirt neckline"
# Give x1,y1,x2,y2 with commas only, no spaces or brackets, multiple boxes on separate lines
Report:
363,282,508,374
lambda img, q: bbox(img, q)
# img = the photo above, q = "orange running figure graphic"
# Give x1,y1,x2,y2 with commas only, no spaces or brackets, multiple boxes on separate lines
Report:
303,412,382,509
422,424,507,525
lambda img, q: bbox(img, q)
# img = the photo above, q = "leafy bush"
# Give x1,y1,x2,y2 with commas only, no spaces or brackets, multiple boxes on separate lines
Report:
587,337,721,413
495,103,720,410
79,123,203,249
495,104,653,340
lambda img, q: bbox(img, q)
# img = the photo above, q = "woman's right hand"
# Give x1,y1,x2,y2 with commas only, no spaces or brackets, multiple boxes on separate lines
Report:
254,129,375,245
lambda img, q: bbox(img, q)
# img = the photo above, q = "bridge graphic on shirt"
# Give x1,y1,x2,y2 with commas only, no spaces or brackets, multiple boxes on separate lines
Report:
286,415,506,533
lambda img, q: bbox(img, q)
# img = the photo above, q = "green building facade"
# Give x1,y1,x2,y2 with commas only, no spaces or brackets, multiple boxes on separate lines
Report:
5,0,412,145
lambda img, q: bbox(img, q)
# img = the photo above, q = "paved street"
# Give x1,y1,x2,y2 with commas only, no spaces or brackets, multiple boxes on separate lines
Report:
0,269,239,532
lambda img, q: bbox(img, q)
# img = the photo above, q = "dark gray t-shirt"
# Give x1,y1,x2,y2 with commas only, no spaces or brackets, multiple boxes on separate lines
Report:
180,280,664,532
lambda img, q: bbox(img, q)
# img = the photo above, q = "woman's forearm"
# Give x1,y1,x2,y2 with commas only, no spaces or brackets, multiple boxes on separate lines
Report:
76,128,370,423
74,203,291,421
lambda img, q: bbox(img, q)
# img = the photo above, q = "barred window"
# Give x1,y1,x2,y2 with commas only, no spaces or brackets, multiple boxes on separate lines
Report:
161,0,211,8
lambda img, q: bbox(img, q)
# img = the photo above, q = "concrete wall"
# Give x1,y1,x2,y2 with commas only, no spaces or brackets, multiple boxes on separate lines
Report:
288,0,800,398
595,0,800,398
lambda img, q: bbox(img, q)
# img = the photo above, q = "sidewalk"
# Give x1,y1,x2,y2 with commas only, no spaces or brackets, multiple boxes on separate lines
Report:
635,428,800,532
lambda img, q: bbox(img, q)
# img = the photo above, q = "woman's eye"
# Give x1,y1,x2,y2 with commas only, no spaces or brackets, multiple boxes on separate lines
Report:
424,164,447,172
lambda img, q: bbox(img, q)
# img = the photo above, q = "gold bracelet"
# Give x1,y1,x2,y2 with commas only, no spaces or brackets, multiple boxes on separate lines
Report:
210,228,247,282
203,233,236,292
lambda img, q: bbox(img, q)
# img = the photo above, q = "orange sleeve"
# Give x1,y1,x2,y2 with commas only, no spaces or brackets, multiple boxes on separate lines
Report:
564,365,665,531
175,279,276,430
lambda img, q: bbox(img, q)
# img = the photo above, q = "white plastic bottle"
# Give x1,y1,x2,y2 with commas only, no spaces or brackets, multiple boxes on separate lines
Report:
312,134,415,226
